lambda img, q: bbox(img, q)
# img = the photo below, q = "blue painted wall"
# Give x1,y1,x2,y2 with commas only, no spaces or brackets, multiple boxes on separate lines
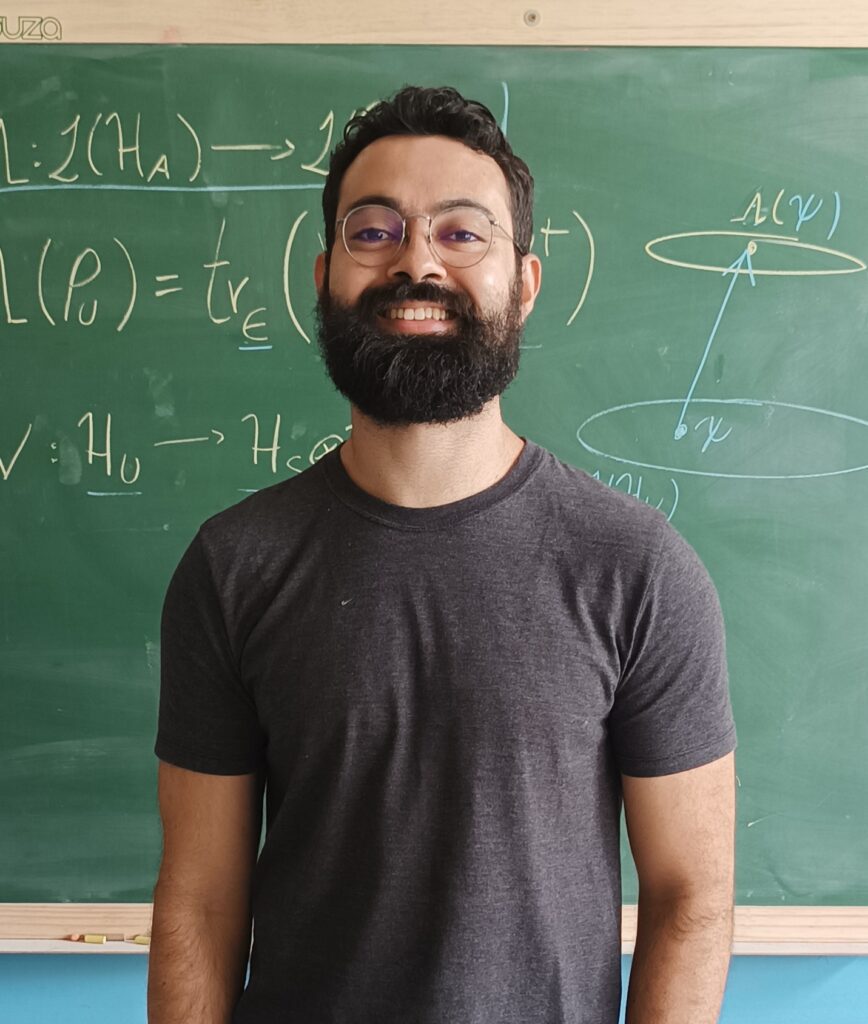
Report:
1,956,866,1023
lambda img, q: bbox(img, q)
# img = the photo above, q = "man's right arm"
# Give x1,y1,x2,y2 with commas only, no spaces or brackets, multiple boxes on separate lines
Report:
148,761,263,1024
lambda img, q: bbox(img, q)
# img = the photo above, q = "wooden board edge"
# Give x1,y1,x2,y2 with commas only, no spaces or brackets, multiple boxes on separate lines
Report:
622,905,868,955
0,903,152,943
2,904,867,954
0,938,149,954
3,1,868,47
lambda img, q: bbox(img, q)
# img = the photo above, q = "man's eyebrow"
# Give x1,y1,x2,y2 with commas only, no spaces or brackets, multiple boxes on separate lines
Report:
340,194,400,215
341,195,498,220
433,198,497,219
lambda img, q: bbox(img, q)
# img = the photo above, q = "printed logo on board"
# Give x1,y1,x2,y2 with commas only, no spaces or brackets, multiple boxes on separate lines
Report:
0,16,63,40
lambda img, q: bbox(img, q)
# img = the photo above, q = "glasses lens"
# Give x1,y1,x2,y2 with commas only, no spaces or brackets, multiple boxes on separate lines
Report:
343,206,404,265
431,207,493,267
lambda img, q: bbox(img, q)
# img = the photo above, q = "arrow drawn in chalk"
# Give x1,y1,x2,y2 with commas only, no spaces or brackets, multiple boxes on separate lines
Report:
153,429,224,448
210,139,296,161
674,241,757,441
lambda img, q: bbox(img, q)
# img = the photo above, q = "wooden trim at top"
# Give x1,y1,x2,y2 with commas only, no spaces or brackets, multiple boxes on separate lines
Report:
2,0,868,47
2,904,867,955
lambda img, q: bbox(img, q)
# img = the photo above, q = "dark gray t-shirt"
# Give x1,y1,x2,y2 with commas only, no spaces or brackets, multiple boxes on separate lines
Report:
156,439,735,1024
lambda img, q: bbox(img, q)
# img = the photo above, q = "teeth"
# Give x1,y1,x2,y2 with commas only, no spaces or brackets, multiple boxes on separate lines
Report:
387,307,453,321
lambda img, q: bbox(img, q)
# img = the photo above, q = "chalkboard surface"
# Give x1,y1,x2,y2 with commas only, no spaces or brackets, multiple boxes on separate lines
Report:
2,45,866,906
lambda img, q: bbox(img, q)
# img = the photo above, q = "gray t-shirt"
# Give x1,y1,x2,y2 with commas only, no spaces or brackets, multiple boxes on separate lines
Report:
156,438,735,1024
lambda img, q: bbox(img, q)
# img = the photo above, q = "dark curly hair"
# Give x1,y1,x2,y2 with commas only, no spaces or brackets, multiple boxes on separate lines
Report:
321,85,534,266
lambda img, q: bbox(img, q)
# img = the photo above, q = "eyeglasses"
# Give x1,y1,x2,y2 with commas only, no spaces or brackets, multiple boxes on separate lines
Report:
335,204,525,269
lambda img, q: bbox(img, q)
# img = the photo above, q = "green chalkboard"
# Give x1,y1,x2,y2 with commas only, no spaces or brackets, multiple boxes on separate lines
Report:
1,45,867,907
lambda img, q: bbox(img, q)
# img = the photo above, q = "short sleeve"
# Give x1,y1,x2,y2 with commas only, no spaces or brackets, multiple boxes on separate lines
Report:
155,531,265,775
609,522,736,777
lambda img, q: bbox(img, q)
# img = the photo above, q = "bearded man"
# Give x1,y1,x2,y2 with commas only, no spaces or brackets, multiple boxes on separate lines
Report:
150,85,736,1024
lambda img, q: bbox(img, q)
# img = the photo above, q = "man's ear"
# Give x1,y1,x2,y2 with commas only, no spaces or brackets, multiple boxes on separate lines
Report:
314,251,328,294
519,253,542,323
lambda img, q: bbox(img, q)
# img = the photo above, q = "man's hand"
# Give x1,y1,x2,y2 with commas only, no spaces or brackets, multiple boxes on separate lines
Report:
622,752,735,1024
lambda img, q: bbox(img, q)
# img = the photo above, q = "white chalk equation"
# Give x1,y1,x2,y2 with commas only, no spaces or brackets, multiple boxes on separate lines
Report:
0,88,518,191
0,214,311,349
0,411,353,494
0,105,364,188
0,86,598,344
577,187,868,481
0,207,594,349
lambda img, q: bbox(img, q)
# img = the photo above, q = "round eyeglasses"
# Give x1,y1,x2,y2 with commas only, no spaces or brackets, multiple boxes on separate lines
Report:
336,204,525,269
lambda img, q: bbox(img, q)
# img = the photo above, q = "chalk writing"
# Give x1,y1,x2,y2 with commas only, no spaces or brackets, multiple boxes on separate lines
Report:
729,186,842,241
0,424,33,481
0,103,375,188
0,410,352,494
77,412,141,485
591,468,680,522
578,193,868,478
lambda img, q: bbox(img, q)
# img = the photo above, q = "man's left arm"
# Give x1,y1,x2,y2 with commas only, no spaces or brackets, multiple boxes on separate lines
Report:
622,751,736,1024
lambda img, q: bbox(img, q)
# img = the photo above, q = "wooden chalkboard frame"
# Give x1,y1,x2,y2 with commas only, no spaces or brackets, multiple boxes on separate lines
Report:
1,904,868,954
0,0,866,47
2,2,867,956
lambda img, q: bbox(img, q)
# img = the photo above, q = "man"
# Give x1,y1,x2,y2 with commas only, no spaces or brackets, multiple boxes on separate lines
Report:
150,86,736,1024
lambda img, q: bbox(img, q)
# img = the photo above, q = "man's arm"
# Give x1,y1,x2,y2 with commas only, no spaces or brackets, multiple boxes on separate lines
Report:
622,752,735,1024
148,761,263,1024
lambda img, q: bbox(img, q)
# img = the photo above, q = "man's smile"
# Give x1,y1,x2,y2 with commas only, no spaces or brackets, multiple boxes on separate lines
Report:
376,301,458,334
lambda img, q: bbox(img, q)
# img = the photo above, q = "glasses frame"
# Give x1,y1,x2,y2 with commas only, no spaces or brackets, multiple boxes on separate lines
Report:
335,203,527,269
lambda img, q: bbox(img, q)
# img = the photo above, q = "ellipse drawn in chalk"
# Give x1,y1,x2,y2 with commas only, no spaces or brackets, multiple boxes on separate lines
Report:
576,398,868,480
645,230,866,277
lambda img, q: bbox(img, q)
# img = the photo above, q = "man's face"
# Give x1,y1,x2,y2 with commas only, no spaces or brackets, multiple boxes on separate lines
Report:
314,135,541,426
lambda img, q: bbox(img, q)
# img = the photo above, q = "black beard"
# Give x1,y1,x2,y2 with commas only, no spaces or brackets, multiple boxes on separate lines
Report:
314,275,525,426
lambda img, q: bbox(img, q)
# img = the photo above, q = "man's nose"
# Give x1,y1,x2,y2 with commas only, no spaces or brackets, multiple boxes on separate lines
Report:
386,216,448,282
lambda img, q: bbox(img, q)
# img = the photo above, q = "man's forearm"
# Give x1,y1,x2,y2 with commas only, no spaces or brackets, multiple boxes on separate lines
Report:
148,883,252,1024
625,892,733,1024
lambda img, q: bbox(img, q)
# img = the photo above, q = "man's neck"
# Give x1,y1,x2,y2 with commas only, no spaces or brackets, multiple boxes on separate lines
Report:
338,399,525,509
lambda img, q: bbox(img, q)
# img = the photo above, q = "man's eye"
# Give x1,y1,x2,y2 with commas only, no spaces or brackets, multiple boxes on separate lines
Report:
354,228,398,243
441,230,481,244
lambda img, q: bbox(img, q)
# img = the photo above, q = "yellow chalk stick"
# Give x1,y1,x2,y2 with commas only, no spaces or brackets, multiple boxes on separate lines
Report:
131,934,151,945
83,934,107,944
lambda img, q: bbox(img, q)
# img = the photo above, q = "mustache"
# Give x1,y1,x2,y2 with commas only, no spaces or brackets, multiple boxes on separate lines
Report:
348,281,478,322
